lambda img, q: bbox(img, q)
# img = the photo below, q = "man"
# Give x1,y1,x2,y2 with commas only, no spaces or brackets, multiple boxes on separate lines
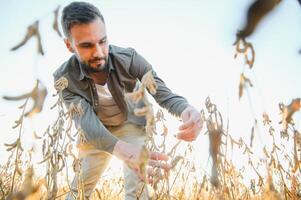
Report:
53,2,203,199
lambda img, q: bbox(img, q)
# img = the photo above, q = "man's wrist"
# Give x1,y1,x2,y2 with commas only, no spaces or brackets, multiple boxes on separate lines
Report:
180,104,193,116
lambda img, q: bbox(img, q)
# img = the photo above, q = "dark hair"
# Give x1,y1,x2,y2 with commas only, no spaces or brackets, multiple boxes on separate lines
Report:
61,1,105,37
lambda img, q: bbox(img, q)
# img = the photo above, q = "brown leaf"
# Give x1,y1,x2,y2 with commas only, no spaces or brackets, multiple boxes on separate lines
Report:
134,107,149,117
68,100,84,119
11,20,44,55
233,38,255,68
250,126,255,148
54,76,68,92
125,85,144,103
262,112,271,125
239,73,253,99
141,70,157,95
156,109,165,121
3,80,48,118
263,146,270,158
207,116,222,188
279,98,301,131
33,131,42,139
162,124,168,136
25,81,47,117
237,0,282,38
52,6,62,37
4,138,20,151
170,155,184,169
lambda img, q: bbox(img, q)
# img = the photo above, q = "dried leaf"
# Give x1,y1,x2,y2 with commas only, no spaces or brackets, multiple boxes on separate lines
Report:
161,124,168,136
263,112,271,125
12,117,23,129
68,100,84,119
239,73,253,99
125,85,145,103
156,109,165,122
57,153,65,172
16,164,23,176
11,20,44,55
279,98,301,131
4,139,20,151
4,80,47,117
263,146,270,158
207,111,223,188
250,125,255,148
134,107,149,117
141,70,157,95
54,76,68,92
170,155,184,169
33,131,42,139
52,6,62,37
234,38,255,68
237,0,282,38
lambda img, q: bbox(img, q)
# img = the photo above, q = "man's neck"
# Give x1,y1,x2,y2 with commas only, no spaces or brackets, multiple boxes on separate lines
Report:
89,71,108,85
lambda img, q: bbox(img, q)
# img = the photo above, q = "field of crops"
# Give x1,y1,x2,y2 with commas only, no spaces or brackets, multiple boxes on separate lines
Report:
1,1,301,199
1,69,300,200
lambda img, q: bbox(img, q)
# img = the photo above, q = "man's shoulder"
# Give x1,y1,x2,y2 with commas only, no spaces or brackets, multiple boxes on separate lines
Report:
53,55,78,80
109,44,151,74
109,45,136,60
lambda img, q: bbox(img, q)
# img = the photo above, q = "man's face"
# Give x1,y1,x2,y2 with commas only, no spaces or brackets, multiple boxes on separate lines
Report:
65,17,109,73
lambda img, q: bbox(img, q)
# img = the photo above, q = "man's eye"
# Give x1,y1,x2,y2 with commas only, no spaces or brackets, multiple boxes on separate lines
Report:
81,44,92,48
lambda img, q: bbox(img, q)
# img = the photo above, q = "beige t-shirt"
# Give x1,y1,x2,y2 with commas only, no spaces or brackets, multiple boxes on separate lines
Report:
95,83,126,126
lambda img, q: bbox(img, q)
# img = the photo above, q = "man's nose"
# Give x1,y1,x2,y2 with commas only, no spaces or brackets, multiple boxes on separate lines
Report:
93,43,105,58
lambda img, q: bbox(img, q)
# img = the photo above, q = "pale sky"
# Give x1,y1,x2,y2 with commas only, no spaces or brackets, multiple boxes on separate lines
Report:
0,0,300,181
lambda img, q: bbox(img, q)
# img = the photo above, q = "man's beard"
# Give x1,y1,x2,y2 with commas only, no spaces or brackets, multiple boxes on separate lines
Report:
80,57,109,73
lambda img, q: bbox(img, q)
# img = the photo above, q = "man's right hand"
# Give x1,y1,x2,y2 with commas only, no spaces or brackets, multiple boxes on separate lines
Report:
112,140,170,182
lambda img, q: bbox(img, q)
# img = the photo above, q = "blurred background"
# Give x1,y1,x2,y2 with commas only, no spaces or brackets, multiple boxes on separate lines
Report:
0,0,300,183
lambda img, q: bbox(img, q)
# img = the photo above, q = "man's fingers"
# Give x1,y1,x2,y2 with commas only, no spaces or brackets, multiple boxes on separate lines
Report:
149,151,168,161
177,132,196,141
179,118,194,130
147,168,156,176
177,117,203,141
147,167,164,176
179,121,197,133
177,122,198,140
177,131,199,141
148,160,171,170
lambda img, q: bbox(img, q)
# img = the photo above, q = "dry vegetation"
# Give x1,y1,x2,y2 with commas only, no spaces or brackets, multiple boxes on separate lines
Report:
1,63,301,200
1,1,301,199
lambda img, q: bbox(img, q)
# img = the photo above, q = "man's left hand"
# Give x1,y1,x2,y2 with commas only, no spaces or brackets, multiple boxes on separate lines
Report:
177,105,203,141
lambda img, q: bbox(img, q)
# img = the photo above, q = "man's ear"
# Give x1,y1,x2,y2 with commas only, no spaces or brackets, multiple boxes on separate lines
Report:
64,38,74,53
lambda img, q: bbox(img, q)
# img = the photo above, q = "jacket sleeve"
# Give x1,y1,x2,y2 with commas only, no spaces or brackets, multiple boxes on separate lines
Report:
129,49,189,117
59,84,119,154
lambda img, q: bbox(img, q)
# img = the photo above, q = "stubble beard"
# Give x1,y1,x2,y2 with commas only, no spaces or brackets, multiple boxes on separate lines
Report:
79,56,109,74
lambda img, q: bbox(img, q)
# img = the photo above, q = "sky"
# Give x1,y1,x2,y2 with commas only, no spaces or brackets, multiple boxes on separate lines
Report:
0,0,300,182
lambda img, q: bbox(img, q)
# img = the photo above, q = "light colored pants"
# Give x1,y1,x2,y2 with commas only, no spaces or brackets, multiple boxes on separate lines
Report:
65,122,149,200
